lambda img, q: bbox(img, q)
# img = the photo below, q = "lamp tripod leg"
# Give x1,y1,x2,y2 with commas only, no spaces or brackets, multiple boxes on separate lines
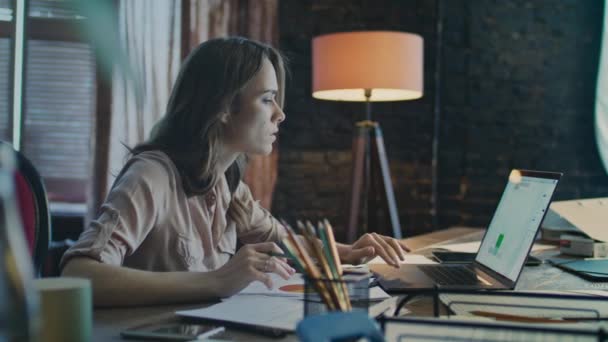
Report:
370,125,402,239
347,122,403,243
347,125,367,243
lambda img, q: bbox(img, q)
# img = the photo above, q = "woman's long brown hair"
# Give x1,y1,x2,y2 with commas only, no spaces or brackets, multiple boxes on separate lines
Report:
131,37,285,225
131,37,286,199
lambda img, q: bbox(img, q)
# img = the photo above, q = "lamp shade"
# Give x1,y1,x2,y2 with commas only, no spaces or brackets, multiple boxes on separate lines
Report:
312,31,423,102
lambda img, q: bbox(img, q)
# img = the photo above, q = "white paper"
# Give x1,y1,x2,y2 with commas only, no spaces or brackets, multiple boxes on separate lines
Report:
440,290,608,320
177,291,396,333
437,241,554,253
383,317,600,342
560,289,608,297
238,273,305,298
550,198,608,242
238,273,390,301
367,254,438,265
177,296,303,331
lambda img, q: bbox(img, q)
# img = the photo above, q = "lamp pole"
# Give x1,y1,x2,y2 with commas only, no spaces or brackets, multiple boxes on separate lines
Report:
362,89,372,237
364,89,372,122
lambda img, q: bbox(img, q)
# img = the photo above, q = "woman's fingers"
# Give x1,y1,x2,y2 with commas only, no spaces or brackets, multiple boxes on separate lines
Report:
385,236,406,260
249,267,273,289
372,233,401,266
271,257,296,279
348,246,376,264
255,256,294,280
359,234,397,267
250,242,284,255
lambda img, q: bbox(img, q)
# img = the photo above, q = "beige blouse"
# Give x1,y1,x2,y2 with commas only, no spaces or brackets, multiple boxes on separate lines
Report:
60,150,286,272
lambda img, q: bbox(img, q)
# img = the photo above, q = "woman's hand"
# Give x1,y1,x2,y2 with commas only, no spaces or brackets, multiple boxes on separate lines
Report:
338,233,410,267
211,242,296,298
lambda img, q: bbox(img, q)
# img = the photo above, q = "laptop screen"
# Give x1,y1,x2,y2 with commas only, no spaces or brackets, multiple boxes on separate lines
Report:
476,170,559,281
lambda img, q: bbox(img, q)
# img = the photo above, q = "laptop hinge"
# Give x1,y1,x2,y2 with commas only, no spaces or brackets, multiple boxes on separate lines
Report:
473,261,516,288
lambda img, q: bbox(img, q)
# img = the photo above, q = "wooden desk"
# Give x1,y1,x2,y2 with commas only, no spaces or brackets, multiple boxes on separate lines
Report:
92,227,481,341
94,303,287,342
401,226,482,252
93,227,604,341
374,227,608,318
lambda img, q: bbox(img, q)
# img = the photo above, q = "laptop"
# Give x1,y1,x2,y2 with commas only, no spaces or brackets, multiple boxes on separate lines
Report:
375,169,562,292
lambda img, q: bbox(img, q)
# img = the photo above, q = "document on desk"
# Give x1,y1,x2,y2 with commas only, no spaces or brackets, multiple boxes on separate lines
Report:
177,296,303,331
176,291,399,332
367,254,438,264
237,273,305,297
178,272,393,332
238,273,390,301
440,290,608,321
436,241,554,253
383,317,600,342
550,198,608,242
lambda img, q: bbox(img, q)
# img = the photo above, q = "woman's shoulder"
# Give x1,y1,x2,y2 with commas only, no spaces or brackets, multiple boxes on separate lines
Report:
118,150,181,189
131,150,174,167
130,149,177,172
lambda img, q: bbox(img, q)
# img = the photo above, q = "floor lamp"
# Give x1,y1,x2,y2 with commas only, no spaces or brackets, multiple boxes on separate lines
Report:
312,31,424,242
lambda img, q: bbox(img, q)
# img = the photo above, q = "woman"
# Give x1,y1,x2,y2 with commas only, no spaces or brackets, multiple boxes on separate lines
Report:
62,37,408,307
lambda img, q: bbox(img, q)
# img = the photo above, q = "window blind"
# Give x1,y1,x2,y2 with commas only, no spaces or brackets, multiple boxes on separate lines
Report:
22,39,95,202
0,0,11,142
0,0,98,204
0,38,10,142
0,0,11,21
29,0,81,19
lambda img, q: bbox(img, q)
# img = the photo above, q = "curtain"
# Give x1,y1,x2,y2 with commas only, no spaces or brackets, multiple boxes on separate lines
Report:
108,0,182,187
87,0,181,221
187,0,279,210
596,3,608,174
88,0,280,221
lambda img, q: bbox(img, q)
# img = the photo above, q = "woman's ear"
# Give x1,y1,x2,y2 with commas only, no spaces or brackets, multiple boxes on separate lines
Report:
221,99,239,123
219,111,231,124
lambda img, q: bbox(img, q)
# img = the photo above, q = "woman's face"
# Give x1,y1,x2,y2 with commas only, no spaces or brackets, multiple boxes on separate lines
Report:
223,58,286,155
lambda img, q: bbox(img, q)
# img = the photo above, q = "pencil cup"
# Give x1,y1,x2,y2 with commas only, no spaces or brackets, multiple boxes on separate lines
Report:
304,273,370,317
34,277,92,342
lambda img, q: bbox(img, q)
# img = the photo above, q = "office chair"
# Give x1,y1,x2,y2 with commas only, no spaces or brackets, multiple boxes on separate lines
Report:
296,311,385,342
2,142,51,276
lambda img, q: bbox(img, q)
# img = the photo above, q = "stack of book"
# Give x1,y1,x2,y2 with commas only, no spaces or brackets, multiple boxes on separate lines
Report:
540,209,581,242
541,198,608,257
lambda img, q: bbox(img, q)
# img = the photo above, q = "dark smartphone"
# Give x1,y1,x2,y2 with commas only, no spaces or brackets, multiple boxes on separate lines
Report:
121,322,227,340
432,251,541,266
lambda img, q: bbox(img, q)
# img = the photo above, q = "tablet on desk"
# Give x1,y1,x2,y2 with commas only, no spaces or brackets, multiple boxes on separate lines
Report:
121,322,227,341
548,258,608,281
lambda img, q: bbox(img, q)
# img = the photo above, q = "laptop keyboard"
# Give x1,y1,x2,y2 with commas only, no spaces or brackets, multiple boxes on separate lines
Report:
419,265,482,286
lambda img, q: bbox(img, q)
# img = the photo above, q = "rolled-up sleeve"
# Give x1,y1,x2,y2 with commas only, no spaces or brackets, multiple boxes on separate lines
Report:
233,181,286,244
60,156,169,269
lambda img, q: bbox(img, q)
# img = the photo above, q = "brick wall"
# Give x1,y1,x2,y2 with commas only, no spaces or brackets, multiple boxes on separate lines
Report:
273,0,608,240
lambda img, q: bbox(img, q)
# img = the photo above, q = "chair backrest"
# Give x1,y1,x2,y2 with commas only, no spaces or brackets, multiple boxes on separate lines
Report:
5,143,51,276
